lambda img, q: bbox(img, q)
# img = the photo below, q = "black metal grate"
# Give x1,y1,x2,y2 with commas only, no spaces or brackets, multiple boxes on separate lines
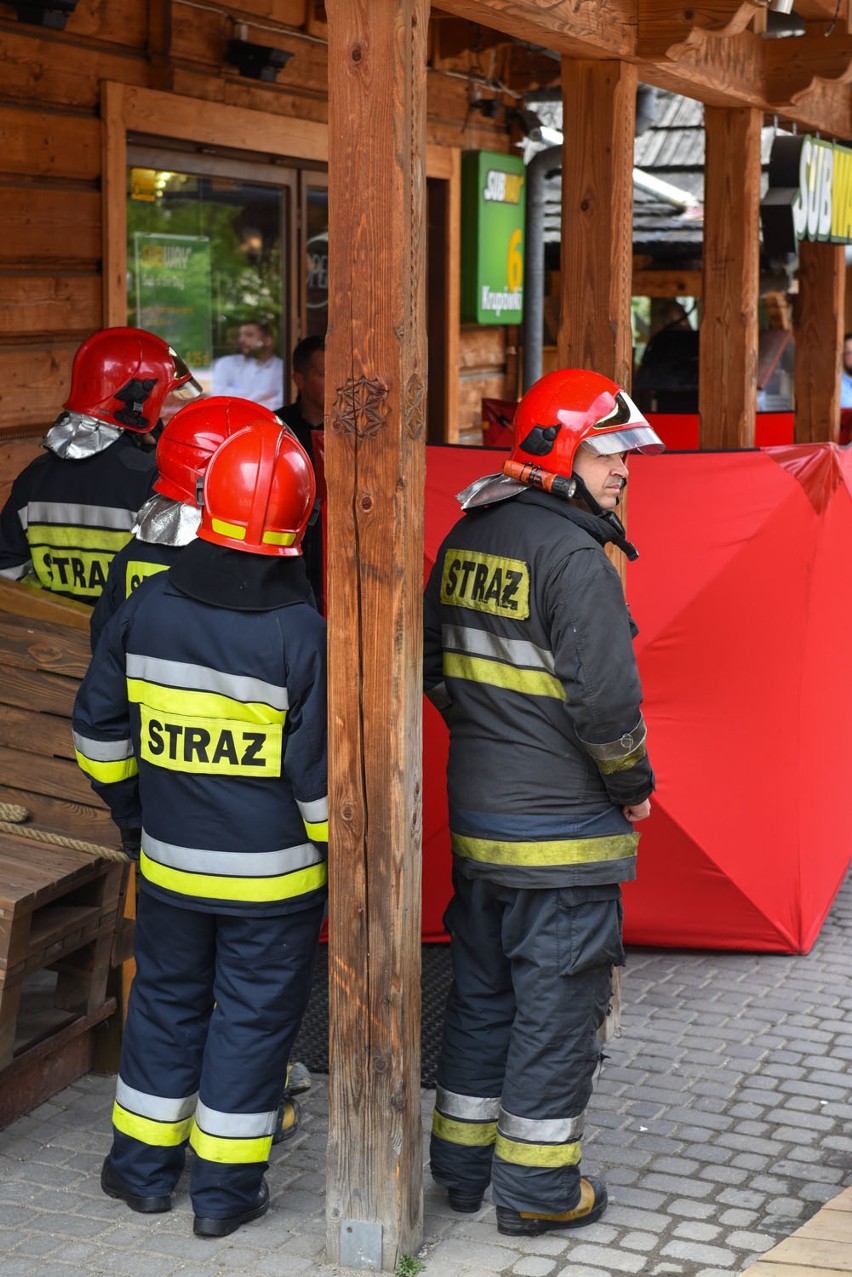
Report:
292,943,453,1088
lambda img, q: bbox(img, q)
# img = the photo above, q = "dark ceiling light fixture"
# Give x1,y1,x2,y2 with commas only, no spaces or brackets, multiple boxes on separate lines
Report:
224,38,293,82
760,9,806,37
11,0,78,27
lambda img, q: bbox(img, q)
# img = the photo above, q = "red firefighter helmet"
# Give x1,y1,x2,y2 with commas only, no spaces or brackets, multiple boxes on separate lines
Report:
154,397,283,506
64,327,202,433
198,425,316,556
503,369,664,485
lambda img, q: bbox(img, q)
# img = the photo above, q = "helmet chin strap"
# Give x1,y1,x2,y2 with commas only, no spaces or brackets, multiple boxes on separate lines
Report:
570,472,639,561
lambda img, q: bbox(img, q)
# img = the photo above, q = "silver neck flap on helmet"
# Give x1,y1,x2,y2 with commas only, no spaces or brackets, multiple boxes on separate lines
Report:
43,411,123,460
133,493,201,547
455,472,527,511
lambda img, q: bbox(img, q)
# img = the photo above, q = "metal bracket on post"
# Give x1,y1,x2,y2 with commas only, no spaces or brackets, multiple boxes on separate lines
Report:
339,1220,383,1270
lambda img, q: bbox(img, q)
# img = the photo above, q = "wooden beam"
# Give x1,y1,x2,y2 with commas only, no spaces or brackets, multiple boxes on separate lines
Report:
699,106,762,449
637,0,763,56
436,0,852,138
430,0,635,58
324,0,427,1271
559,57,637,389
764,30,852,103
633,269,703,298
794,239,845,443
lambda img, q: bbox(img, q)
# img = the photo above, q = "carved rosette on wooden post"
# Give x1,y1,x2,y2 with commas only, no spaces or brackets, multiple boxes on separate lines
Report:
324,0,428,1270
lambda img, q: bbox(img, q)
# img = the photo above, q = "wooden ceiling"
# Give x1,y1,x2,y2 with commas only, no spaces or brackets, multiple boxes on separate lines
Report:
430,2,852,137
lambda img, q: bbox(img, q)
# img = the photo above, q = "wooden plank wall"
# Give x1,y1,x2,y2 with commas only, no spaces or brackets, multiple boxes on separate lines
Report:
0,0,519,444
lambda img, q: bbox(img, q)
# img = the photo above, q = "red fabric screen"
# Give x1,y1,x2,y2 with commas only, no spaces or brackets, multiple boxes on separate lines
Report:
422,441,852,953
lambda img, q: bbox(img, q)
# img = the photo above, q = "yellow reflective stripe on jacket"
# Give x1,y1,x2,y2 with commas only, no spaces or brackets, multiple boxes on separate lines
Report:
495,1132,582,1168
597,745,647,775
443,653,565,701
189,1123,273,1164
127,678,287,727
451,832,638,866
125,559,168,598
432,1112,497,1148
27,524,131,551
139,849,327,903
75,749,139,784
112,1101,193,1148
303,818,328,842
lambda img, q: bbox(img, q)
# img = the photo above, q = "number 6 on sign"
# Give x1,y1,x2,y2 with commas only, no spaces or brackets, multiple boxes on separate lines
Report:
507,229,523,292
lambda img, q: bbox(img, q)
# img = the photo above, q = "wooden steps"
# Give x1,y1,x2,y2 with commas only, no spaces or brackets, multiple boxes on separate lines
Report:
0,577,131,1128
742,1184,852,1276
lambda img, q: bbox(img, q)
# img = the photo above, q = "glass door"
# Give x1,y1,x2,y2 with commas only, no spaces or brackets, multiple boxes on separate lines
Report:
126,147,297,409
301,173,329,343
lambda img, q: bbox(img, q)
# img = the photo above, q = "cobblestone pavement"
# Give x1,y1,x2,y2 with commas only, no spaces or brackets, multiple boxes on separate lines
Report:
2,866,851,1277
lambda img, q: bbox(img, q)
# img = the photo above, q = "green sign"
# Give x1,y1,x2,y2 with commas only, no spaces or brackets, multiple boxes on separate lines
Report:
461,151,525,325
133,233,212,369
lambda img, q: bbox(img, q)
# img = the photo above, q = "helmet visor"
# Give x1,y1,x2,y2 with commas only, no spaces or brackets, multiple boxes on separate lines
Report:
559,389,665,455
582,425,665,456
168,348,204,401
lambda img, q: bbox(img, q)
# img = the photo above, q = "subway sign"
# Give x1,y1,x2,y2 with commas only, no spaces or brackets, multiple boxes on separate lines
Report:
762,133,852,253
461,151,525,325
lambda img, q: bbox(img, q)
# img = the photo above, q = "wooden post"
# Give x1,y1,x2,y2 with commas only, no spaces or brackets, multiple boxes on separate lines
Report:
324,0,427,1270
559,58,637,388
700,106,762,449
794,239,845,443
558,57,636,1043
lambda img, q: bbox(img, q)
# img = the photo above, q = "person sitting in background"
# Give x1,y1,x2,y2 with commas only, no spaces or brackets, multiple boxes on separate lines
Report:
212,320,285,412
0,327,200,604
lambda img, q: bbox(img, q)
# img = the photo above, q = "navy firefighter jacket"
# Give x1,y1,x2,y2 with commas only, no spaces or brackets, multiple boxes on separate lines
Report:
423,487,654,891
73,548,328,917
0,434,157,603
89,538,179,654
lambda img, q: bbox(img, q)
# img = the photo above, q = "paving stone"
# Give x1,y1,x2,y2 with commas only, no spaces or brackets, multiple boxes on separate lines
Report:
562,1243,647,1272
5,868,852,1276
510,1257,558,1276
661,1239,736,1265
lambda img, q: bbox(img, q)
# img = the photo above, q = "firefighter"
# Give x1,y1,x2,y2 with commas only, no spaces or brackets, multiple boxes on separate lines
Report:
73,422,327,1238
88,394,315,1133
89,396,286,651
0,327,201,603
425,368,664,1236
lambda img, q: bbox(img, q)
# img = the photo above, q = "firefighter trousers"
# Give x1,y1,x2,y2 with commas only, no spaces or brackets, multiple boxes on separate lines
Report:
109,885,324,1218
430,869,623,1214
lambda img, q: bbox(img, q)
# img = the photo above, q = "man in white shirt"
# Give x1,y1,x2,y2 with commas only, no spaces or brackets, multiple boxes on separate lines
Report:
841,333,852,410
212,321,285,411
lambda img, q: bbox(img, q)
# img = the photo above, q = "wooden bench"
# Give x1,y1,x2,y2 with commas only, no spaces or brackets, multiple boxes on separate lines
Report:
0,577,131,1128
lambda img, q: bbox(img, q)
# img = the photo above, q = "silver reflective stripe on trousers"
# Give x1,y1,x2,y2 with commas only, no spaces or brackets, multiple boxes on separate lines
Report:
115,1077,198,1122
435,1086,501,1121
194,1099,277,1138
498,1106,586,1142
